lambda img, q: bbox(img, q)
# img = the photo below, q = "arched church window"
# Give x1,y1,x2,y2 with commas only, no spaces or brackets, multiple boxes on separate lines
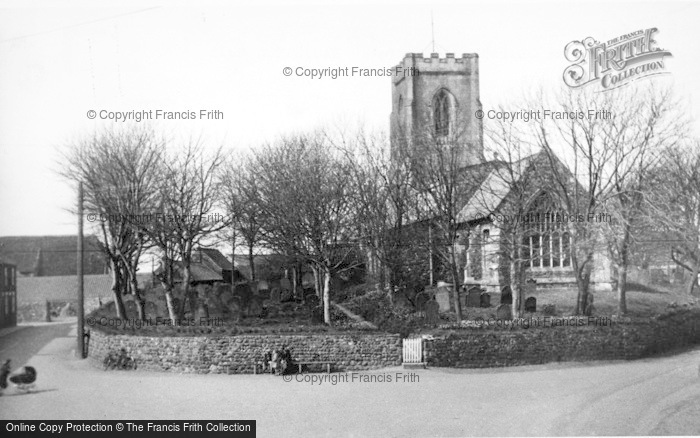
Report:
523,192,572,269
433,89,451,137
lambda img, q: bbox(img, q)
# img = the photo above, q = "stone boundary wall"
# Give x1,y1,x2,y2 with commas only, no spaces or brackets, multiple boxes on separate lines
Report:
88,329,402,373
89,309,700,373
424,310,700,368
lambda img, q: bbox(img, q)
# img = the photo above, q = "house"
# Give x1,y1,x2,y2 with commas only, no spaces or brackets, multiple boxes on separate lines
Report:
0,235,108,277
157,248,245,285
0,258,17,328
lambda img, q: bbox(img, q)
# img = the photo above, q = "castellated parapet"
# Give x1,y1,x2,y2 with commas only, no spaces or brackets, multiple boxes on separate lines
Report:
390,52,483,167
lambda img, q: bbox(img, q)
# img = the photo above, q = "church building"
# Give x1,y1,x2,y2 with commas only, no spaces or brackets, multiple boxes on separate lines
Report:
389,52,613,297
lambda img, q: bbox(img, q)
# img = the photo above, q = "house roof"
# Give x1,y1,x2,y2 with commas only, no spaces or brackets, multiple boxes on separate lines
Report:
180,262,223,282
154,247,245,283
198,248,232,270
231,253,294,279
0,235,108,276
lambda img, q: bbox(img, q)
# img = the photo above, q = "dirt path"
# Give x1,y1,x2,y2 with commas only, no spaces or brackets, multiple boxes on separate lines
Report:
331,301,378,329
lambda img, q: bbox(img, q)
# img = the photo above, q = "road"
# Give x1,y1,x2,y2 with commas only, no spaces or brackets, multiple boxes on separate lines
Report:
1,322,699,437
0,320,73,369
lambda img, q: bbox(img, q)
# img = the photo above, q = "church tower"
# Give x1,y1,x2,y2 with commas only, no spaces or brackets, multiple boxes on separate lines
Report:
390,53,483,167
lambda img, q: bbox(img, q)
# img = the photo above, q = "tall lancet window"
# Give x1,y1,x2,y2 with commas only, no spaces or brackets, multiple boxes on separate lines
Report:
522,192,572,269
433,89,451,137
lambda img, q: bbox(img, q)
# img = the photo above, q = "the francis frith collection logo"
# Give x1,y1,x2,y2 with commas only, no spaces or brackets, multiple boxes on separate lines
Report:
563,27,672,91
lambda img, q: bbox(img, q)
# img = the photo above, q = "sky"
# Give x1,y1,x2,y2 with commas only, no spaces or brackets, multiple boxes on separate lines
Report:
0,0,698,237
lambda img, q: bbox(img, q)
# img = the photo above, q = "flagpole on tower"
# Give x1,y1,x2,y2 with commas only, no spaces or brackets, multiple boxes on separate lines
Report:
431,11,435,52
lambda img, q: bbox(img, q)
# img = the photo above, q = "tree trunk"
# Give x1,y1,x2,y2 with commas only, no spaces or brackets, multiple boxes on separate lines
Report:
163,285,178,323
572,251,592,316
323,267,332,326
617,225,632,315
121,257,145,321
510,254,523,318
248,244,255,281
131,269,145,321
312,265,321,298
617,264,628,315
449,245,463,321
110,259,126,319
179,263,193,320
688,262,700,296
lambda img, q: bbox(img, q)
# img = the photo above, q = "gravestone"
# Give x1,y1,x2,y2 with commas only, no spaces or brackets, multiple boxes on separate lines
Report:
466,287,481,308
206,296,224,318
256,280,270,292
124,301,138,319
435,287,451,312
302,288,316,301
248,297,263,318
145,301,158,318
265,304,278,318
525,296,537,313
414,292,430,313
496,304,512,320
280,288,294,302
279,278,292,293
233,283,254,315
227,297,242,320
301,273,315,287
500,286,513,305
196,300,209,320
543,304,556,316
270,288,281,303
304,294,319,308
523,278,537,296
480,293,491,308
425,299,440,325
257,288,271,301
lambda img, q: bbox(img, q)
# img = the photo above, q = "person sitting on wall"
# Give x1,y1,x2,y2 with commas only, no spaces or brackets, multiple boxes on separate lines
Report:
270,350,280,375
279,346,294,375
262,350,272,373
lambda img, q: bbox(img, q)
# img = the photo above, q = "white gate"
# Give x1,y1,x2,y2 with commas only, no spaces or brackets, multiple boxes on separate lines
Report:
402,338,423,364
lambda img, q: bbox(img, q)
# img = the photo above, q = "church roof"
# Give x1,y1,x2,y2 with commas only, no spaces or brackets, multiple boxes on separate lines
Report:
457,152,543,223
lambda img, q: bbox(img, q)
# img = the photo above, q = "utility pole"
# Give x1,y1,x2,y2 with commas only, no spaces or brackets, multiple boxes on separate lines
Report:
76,182,85,359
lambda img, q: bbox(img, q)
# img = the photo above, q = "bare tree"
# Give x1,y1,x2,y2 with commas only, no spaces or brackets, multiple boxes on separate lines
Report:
252,133,360,325
61,127,162,319
599,86,686,313
335,128,418,301
219,156,265,281
160,141,225,319
647,140,700,296
481,110,543,317
396,109,480,321
534,88,615,315
531,85,684,314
